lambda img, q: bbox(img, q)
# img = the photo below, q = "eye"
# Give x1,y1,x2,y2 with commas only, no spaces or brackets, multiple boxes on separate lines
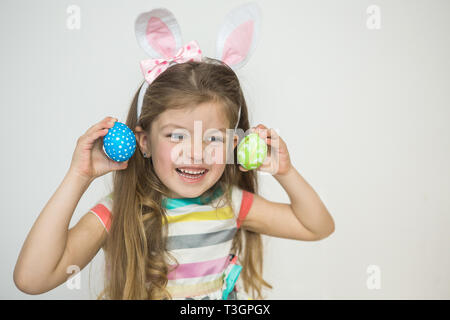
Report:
206,136,224,143
167,133,185,141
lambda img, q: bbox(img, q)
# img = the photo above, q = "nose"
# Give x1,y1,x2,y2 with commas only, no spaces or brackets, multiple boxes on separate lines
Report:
189,138,204,164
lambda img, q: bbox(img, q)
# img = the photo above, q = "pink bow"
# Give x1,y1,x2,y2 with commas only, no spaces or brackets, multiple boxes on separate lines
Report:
140,40,203,84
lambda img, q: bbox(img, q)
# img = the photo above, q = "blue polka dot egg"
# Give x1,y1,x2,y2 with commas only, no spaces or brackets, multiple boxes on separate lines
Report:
102,122,136,162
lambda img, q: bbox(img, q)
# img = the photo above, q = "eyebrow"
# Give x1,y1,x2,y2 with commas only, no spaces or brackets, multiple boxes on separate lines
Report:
160,124,228,132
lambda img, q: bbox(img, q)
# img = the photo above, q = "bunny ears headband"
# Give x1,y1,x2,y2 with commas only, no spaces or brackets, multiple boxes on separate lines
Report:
134,2,262,130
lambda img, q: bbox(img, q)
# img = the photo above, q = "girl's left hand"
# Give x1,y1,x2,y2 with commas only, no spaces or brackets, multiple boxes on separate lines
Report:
239,124,292,176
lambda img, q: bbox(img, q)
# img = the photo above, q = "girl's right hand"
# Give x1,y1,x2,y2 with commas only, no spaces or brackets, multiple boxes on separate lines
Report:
69,117,129,182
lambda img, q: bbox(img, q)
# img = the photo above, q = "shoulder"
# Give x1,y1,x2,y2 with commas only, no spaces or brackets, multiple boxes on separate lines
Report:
88,192,113,232
227,185,254,229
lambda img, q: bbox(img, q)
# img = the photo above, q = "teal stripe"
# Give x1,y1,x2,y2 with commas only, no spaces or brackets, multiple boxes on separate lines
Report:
167,228,237,250
163,186,224,210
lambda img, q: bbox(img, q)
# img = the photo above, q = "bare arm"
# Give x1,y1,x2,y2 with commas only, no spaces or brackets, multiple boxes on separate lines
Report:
242,167,335,241
273,166,335,238
13,170,107,294
13,116,127,295
240,124,335,241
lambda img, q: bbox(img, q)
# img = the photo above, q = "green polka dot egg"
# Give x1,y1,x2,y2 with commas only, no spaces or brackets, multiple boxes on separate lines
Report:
237,133,267,170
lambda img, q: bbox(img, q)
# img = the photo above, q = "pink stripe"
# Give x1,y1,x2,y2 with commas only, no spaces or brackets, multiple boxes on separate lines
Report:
237,190,254,229
167,256,229,280
90,203,111,232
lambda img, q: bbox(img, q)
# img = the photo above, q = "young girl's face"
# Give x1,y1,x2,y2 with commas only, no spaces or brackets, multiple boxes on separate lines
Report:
137,101,237,198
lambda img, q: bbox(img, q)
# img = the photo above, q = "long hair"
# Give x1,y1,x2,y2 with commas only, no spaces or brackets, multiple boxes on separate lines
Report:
97,58,272,299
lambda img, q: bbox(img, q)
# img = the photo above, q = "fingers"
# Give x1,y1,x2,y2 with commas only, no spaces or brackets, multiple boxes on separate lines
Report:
91,127,109,141
86,117,118,136
80,117,118,145
112,159,129,171
238,124,281,175
238,165,249,172
250,124,278,145
97,116,118,131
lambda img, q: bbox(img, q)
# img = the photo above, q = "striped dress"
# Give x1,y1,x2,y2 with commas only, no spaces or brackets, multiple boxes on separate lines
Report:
89,185,254,300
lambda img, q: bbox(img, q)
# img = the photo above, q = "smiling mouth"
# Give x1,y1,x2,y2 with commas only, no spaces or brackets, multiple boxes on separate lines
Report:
175,167,209,179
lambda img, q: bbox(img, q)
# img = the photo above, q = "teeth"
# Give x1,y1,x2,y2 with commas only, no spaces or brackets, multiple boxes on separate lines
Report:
179,173,200,179
176,168,207,179
178,168,206,174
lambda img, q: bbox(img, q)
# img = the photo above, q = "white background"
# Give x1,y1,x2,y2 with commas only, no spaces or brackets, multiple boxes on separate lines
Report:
1,0,449,299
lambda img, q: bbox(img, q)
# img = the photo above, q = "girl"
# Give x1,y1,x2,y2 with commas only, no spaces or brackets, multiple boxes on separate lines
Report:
13,6,335,300
14,59,334,300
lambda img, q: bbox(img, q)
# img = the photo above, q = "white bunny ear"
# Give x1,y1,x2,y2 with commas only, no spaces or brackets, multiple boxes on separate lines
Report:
215,2,262,70
135,8,183,58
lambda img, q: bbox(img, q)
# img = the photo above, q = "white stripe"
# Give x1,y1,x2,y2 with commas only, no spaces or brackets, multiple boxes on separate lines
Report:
97,193,113,212
231,186,243,216
167,240,234,265
167,216,237,236
172,288,223,300
88,211,108,232
165,204,221,216
165,195,230,216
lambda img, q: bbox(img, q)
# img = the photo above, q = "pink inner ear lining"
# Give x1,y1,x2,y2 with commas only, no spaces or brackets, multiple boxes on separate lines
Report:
146,16,177,57
221,20,254,66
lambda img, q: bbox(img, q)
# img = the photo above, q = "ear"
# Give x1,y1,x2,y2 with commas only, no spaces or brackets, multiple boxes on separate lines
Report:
134,126,151,157
233,132,239,149
135,8,184,58
215,2,262,70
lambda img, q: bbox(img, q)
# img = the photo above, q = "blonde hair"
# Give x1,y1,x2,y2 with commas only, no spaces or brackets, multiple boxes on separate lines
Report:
97,58,272,299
